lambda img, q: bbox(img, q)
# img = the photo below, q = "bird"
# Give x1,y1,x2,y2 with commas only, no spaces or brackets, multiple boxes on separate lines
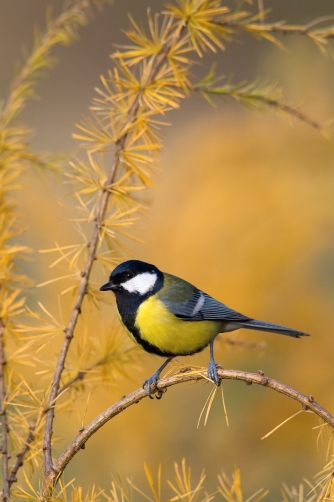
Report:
99,259,309,397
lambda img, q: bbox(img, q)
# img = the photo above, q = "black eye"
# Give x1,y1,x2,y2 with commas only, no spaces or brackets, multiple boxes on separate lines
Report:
125,272,133,280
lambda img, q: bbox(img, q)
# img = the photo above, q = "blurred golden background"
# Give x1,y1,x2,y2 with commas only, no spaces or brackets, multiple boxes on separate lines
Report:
1,0,334,499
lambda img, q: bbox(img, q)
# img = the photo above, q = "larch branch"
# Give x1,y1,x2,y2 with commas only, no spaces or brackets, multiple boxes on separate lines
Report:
8,337,257,487
42,367,334,495
43,20,185,474
7,354,105,487
216,17,334,40
266,100,324,129
194,84,325,130
0,0,106,127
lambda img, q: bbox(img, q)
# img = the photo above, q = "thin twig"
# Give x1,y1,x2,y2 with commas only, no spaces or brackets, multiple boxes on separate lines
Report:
215,17,334,39
265,99,324,129
8,427,35,488
194,84,324,130
0,319,9,502
42,367,334,494
43,19,186,475
251,23,334,38
58,359,105,395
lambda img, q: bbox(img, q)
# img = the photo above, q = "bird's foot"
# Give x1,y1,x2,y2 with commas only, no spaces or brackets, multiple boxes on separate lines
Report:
143,371,160,399
207,360,221,386
143,357,173,399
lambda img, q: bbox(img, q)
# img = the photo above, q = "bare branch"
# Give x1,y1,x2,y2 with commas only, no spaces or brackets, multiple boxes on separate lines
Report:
0,319,9,502
42,367,334,496
43,20,186,474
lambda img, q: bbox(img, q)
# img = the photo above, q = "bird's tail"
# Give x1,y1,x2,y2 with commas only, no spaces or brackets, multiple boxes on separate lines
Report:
236,319,309,338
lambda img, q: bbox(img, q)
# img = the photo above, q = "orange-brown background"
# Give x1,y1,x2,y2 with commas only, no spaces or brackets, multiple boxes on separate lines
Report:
1,1,334,499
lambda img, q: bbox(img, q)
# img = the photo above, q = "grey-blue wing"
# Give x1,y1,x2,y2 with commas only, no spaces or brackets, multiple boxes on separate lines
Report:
163,289,251,323
161,284,309,338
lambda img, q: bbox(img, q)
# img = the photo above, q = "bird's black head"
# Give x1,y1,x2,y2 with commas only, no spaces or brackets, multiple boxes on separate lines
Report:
99,260,163,297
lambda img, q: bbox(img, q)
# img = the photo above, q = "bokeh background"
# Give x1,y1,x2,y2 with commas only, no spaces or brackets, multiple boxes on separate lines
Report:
1,0,334,499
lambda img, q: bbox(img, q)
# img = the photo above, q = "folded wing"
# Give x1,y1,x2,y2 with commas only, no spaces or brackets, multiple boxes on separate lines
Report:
163,289,251,323
162,289,309,338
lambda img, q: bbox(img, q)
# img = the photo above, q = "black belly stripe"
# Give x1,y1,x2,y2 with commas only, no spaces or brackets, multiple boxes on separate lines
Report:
127,322,209,357
130,324,176,357
115,288,176,357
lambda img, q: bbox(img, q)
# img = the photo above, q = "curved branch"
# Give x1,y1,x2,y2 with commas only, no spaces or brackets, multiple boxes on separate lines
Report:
42,367,334,494
10,341,254,487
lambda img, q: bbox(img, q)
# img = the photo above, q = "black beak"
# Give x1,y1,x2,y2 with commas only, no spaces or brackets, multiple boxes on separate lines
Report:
99,281,116,292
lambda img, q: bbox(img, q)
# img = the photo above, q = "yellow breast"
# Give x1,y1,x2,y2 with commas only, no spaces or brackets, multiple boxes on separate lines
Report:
135,295,221,355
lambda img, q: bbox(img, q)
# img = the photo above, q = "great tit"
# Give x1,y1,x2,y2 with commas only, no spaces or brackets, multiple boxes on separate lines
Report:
100,260,309,397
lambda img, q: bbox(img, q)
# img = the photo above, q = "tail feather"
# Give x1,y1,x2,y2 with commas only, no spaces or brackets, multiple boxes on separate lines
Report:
236,319,309,338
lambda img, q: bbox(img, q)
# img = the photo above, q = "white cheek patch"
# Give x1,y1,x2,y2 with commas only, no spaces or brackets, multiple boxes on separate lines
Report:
122,272,157,294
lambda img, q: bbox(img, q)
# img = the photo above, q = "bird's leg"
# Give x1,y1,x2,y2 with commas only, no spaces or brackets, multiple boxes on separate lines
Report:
143,357,173,399
207,340,221,386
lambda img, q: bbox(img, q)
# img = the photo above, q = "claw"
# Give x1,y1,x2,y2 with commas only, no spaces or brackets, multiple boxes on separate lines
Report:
207,340,221,386
207,360,221,386
143,375,158,399
143,357,173,400
155,390,163,400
